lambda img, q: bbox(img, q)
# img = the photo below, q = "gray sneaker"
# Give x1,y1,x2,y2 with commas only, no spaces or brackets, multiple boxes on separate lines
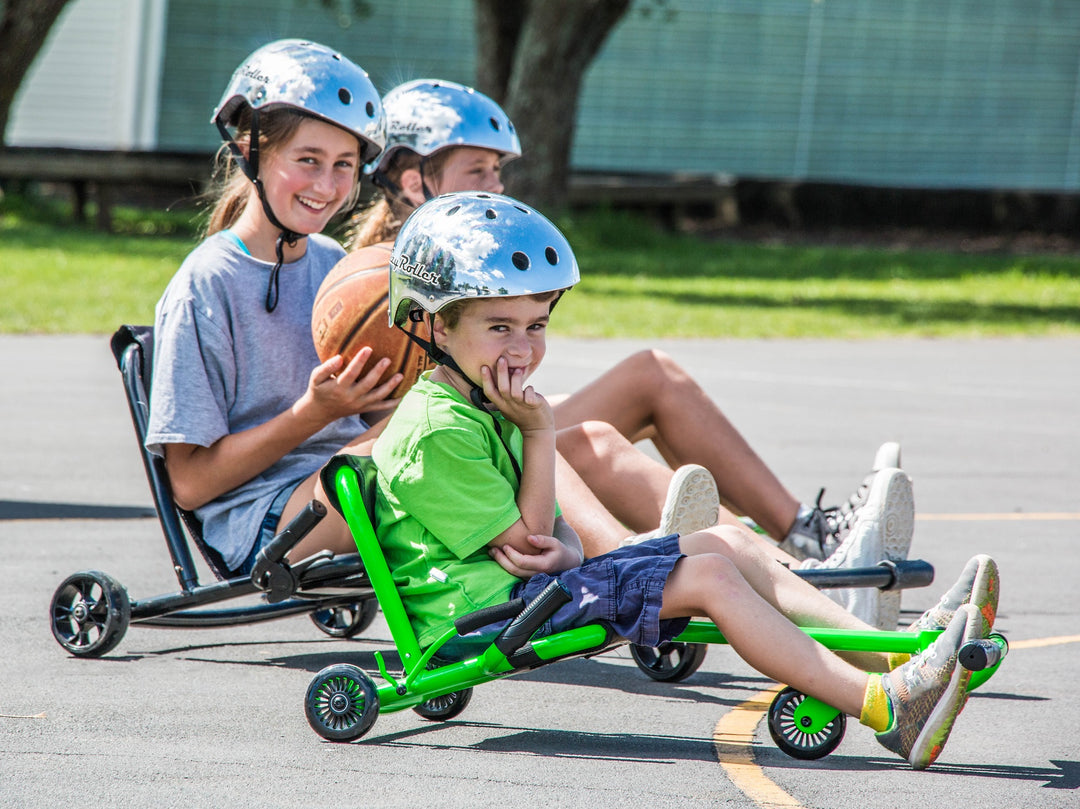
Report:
910,554,999,638
778,442,904,562
622,464,719,545
876,603,982,769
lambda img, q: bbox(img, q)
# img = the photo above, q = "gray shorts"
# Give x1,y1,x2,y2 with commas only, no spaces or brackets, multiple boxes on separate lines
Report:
440,534,688,660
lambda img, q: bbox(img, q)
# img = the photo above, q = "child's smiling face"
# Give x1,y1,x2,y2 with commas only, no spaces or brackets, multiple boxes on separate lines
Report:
260,117,360,235
435,295,551,390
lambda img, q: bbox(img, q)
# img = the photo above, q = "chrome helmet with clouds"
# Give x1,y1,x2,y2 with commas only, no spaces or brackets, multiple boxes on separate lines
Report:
389,192,578,328
370,79,520,174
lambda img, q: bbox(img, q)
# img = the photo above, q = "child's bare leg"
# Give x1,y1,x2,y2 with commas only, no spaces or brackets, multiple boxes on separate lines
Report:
660,552,869,717
552,449,629,557
679,526,888,671
550,349,801,540
283,423,385,562
557,421,773,538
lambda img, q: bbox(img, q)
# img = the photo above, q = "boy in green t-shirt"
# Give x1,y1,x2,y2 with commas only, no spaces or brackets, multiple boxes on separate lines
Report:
371,192,1000,770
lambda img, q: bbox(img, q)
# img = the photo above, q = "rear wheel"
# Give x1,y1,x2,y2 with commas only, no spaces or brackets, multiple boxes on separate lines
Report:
629,642,707,682
310,599,379,638
50,571,130,657
413,688,473,721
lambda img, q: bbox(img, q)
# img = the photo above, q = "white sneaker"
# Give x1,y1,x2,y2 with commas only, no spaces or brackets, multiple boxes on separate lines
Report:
806,467,914,629
622,464,720,546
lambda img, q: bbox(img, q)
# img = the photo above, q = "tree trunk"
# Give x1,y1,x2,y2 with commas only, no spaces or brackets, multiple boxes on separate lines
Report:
0,0,73,145
474,0,631,211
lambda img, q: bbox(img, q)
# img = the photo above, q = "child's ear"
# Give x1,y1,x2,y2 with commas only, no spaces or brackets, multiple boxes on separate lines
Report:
431,313,449,349
399,169,426,206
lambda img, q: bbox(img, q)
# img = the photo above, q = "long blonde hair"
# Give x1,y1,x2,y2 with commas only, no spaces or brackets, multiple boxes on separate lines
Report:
203,108,363,238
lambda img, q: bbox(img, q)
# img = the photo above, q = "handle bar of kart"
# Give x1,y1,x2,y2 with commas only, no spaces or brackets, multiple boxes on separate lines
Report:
250,499,327,601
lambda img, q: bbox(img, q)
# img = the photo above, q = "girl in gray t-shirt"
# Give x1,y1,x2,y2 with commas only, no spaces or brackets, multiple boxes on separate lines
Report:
146,40,399,573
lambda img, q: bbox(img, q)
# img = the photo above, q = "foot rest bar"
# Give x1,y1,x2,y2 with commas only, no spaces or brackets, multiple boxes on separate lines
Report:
795,559,934,591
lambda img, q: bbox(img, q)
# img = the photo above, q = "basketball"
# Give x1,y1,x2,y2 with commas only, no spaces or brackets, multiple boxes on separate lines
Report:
312,244,433,399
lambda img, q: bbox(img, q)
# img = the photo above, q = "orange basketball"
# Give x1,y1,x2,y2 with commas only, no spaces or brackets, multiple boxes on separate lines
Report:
312,243,433,399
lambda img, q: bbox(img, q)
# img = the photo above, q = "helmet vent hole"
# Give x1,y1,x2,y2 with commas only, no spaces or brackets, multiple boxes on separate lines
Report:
365,100,375,117
545,247,559,265
512,251,530,270
489,117,501,132
485,209,497,219
447,205,461,215
338,88,352,105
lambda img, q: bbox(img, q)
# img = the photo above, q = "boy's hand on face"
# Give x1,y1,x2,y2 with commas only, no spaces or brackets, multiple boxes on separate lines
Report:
489,533,580,578
300,347,403,426
481,357,554,435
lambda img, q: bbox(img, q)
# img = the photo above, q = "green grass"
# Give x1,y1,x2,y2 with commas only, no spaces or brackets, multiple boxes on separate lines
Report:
3,195,1079,337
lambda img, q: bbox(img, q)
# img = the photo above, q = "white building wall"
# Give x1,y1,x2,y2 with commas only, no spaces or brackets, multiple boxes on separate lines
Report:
7,0,168,150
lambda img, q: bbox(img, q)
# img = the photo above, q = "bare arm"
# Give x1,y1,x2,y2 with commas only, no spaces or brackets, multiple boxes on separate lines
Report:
167,348,401,510
480,357,581,575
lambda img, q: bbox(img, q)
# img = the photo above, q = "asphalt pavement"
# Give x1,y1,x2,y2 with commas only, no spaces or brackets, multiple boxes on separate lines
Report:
1,334,1078,808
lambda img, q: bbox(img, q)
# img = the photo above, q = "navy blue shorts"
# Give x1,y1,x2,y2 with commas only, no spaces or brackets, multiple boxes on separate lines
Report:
439,534,689,660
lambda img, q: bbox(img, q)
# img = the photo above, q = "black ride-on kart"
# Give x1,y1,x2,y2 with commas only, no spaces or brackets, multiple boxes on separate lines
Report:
48,325,379,658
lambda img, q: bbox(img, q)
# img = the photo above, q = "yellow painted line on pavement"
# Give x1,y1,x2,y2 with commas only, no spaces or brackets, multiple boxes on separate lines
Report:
917,513,1080,521
1008,634,1080,650
713,684,805,809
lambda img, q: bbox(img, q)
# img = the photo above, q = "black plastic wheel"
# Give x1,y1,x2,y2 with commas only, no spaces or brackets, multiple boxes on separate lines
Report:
629,641,708,682
305,664,379,742
413,687,473,721
50,570,131,657
309,598,379,638
767,687,846,760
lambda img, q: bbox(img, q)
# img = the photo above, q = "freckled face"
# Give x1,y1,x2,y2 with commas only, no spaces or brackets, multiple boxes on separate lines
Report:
260,118,360,234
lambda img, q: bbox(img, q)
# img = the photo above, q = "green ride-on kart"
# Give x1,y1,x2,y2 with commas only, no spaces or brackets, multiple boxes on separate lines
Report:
302,455,1007,761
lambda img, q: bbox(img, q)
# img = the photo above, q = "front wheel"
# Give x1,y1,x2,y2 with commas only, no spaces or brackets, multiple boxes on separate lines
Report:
305,664,379,742
413,688,473,721
50,570,130,657
767,687,845,760
629,642,707,682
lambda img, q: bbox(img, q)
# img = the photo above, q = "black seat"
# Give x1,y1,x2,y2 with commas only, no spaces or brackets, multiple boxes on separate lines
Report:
110,324,232,583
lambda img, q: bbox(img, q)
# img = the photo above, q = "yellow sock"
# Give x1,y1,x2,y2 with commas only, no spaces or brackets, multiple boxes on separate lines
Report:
860,674,893,732
888,652,911,670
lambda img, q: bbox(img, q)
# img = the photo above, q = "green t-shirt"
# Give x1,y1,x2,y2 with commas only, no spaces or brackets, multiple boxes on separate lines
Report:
372,373,559,649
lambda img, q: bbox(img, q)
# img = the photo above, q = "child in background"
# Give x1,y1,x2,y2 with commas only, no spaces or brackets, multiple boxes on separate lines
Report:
371,191,1000,770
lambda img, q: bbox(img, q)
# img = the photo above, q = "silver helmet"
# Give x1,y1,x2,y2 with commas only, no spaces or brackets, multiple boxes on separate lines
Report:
371,79,520,174
213,39,385,164
389,192,579,327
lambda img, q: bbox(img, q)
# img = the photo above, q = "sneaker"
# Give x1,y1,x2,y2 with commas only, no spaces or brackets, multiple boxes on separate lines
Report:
910,554,999,638
873,441,902,471
778,442,905,562
622,464,719,546
805,468,914,629
876,603,983,769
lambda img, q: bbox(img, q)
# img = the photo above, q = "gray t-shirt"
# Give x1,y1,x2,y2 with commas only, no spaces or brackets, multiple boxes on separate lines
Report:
147,232,365,571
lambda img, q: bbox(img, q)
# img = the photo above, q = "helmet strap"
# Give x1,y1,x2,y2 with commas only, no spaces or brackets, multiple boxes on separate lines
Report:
396,315,521,480
396,313,491,409
417,156,438,201
216,110,302,312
